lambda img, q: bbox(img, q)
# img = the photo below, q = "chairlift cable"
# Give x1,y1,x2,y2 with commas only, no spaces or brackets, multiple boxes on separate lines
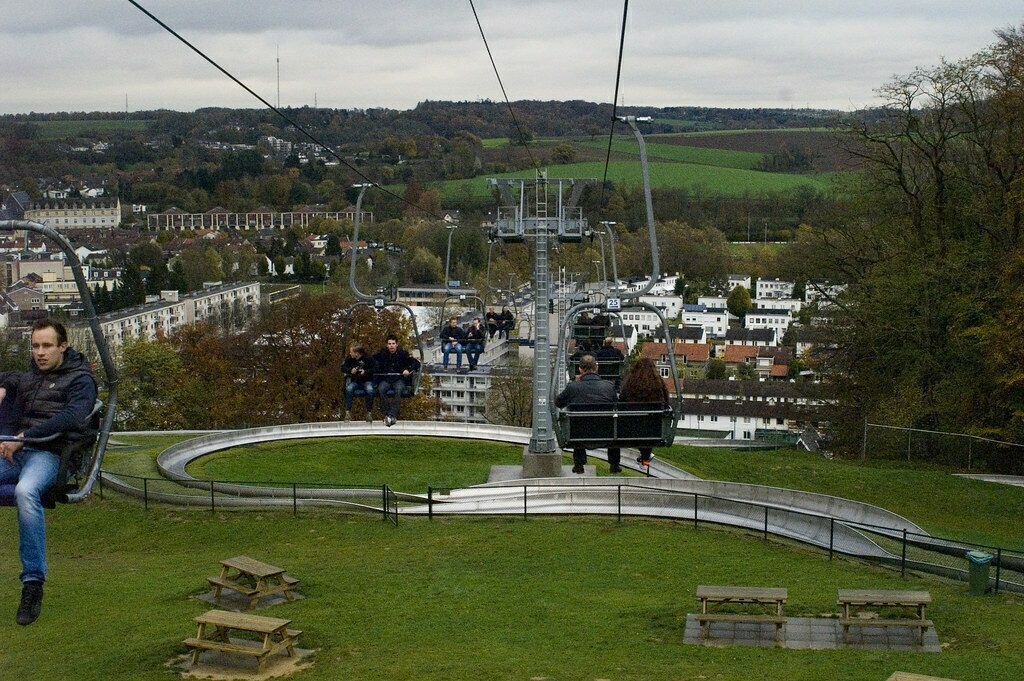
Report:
125,0,446,221
467,0,539,168
597,0,630,214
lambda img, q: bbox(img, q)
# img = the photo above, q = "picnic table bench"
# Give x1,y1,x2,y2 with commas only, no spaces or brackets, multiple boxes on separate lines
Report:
183,609,301,672
208,556,299,610
695,585,788,641
837,589,932,644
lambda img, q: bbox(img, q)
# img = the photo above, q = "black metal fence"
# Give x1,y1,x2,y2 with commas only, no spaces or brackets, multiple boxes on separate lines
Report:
98,471,1024,593
864,423,1024,473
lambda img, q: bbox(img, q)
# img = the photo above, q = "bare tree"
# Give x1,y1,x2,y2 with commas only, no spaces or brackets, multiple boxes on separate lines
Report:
485,355,533,428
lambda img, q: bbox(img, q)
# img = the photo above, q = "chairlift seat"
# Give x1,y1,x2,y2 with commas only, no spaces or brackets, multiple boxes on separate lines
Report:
0,399,103,508
373,372,419,398
556,401,676,449
568,357,625,382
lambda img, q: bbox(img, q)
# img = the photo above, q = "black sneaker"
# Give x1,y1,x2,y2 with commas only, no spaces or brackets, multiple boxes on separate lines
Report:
609,466,622,474
16,581,43,626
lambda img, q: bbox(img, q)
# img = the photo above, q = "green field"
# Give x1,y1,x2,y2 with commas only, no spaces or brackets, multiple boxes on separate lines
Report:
1,499,1021,679
579,137,765,169
30,119,150,140
424,160,834,200
5,434,1012,679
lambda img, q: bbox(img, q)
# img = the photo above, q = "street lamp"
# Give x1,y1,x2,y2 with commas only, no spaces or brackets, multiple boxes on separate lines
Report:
443,223,459,293
598,220,619,288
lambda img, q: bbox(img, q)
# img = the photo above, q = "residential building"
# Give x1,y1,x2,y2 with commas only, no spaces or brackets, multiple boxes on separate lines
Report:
617,309,663,336
642,341,712,378
681,304,729,337
727,274,751,291
755,278,795,300
804,279,847,305
753,297,802,315
397,286,478,307
23,198,121,232
147,205,372,231
87,282,260,347
678,398,817,440
682,379,830,407
744,308,793,336
724,328,776,347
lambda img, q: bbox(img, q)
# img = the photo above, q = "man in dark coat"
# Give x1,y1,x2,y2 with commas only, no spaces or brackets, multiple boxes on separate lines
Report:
496,306,515,339
342,343,375,421
463,318,486,371
439,317,465,371
372,335,422,427
555,355,618,474
0,319,97,626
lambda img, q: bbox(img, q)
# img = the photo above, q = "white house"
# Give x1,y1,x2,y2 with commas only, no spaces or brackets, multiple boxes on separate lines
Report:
744,309,793,336
756,278,795,300
678,398,800,440
618,309,663,336
681,304,729,338
697,295,730,310
727,274,751,291
754,297,802,315
805,280,847,305
637,293,685,319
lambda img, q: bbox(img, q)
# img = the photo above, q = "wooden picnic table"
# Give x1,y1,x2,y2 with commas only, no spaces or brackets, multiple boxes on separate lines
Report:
183,609,301,672
694,585,788,641
837,589,932,643
208,556,299,610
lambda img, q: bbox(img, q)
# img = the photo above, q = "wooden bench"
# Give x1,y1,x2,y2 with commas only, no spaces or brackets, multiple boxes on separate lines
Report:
838,589,933,644
208,555,300,610
695,585,788,642
184,609,301,672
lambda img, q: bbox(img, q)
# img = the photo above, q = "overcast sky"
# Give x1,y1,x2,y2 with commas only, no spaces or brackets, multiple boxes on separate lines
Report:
1,1,1021,115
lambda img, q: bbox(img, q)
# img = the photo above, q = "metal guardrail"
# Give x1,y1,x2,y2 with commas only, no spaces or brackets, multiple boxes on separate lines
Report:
99,471,1024,593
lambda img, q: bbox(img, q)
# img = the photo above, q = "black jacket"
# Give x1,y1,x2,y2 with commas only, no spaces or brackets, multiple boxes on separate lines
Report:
342,354,375,382
440,325,465,343
464,325,486,343
372,347,421,377
0,347,98,455
497,311,515,324
555,372,616,408
595,346,625,361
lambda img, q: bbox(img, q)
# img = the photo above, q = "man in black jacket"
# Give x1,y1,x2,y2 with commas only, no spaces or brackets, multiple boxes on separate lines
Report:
440,317,465,371
372,335,422,427
342,344,375,421
0,319,97,625
555,355,618,474
496,306,515,339
463,318,486,371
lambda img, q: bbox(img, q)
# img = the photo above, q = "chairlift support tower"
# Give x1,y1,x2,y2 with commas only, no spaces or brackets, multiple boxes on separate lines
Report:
489,172,595,474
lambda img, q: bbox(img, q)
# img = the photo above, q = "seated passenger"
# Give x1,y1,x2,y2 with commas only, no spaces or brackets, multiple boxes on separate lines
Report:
591,312,610,327
464,318,486,371
576,312,594,351
372,335,422,427
485,307,499,339
440,317,465,371
0,319,97,626
554,355,618,474
595,337,625,362
497,306,515,339
342,344,375,422
614,357,670,468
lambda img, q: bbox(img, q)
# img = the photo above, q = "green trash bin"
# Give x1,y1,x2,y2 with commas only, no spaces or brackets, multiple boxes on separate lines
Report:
966,550,993,595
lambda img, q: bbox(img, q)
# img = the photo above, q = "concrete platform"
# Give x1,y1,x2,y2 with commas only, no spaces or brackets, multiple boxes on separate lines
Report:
488,465,597,483
193,589,305,611
682,614,941,652
169,642,314,680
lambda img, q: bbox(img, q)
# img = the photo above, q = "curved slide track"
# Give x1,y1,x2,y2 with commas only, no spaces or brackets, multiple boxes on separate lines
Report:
101,421,1023,591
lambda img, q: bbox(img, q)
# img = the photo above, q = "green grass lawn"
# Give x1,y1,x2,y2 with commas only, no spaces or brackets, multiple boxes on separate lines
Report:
578,137,765,169
0,506,1020,680
660,445,1024,549
30,119,150,140
419,160,835,200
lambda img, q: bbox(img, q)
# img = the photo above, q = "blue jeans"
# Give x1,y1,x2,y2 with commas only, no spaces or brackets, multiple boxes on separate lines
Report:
465,342,483,368
442,342,463,369
376,378,408,419
344,380,374,411
0,446,60,583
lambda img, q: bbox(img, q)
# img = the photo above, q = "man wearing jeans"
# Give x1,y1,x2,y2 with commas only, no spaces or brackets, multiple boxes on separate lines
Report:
372,335,421,427
0,319,97,625
440,317,465,371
